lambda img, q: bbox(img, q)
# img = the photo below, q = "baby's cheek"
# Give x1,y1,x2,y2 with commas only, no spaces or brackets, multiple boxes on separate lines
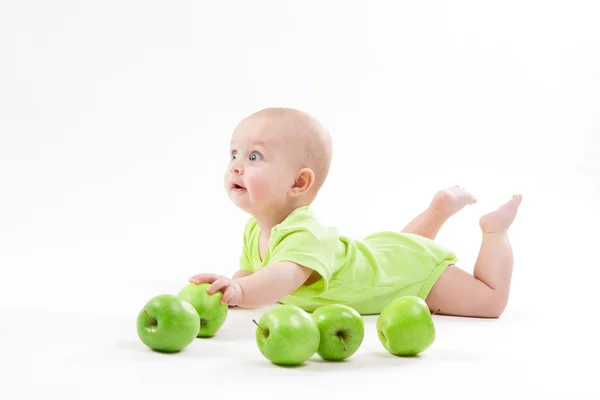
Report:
246,175,271,201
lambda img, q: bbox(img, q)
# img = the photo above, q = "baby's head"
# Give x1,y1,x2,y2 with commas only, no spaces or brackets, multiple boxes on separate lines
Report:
224,107,332,218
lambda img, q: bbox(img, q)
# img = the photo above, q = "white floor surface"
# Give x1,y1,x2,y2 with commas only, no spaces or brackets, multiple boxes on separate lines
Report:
2,302,598,400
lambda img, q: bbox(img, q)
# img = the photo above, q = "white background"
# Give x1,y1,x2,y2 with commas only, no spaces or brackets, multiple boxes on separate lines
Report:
1,1,599,399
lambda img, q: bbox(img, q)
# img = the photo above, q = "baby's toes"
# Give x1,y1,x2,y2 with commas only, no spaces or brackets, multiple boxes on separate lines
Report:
457,188,476,203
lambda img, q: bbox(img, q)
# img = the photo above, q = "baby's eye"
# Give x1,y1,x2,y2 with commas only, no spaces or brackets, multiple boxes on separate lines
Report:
249,152,263,162
231,151,239,160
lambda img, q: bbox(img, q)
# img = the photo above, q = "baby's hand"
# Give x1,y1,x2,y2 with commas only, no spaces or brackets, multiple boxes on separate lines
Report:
188,273,243,306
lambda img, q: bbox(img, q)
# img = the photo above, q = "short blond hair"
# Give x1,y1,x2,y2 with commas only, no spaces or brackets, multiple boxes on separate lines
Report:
248,107,332,194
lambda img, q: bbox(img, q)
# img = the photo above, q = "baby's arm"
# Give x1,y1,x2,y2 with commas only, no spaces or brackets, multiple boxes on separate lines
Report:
232,270,252,280
189,262,313,308
235,262,312,308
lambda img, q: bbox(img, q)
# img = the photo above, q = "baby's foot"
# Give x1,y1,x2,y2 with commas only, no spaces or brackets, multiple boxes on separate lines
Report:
429,186,477,218
479,194,523,235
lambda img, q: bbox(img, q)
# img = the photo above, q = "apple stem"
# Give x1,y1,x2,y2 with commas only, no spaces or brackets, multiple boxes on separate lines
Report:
338,334,347,352
143,310,157,325
252,319,265,332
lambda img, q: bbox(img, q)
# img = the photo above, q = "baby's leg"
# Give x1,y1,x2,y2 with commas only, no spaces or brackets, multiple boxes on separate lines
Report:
401,186,477,240
425,195,522,318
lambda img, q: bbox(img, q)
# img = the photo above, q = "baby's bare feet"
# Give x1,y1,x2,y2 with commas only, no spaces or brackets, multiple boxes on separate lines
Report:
479,194,523,234
429,186,477,218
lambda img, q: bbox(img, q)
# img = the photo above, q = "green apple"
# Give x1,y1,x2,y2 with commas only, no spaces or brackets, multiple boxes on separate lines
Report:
253,305,320,366
177,283,229,337
136,294,200,353
312,304,364,361
376,295,436,356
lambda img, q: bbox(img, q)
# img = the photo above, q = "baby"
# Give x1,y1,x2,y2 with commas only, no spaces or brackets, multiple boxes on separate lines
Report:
189,107,522,318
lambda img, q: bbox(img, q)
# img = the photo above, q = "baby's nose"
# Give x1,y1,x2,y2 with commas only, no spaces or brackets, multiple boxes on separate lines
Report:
230,164,243,174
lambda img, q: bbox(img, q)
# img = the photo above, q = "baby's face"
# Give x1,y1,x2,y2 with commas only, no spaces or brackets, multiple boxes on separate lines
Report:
224,115,299,215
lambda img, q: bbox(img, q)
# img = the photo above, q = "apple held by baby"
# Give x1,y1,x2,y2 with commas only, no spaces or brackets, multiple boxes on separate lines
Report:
177,282,229,338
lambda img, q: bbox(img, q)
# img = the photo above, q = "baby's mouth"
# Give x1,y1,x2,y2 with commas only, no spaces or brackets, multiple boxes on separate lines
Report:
232,183,246,191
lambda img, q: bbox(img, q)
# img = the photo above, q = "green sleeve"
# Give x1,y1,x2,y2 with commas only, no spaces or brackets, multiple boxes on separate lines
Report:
268,226,337,298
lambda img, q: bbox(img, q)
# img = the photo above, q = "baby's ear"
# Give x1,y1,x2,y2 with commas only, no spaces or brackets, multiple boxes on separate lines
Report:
289,168,315,197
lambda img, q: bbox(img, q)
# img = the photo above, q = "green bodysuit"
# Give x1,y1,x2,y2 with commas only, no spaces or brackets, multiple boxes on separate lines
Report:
239,205,458,315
